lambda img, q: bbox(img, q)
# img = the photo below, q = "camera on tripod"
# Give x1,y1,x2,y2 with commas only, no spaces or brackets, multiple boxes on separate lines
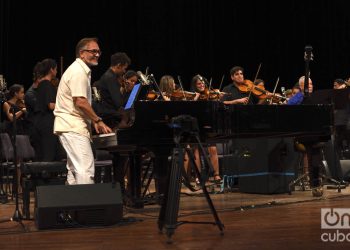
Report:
170,115,200,144
170,115,199,133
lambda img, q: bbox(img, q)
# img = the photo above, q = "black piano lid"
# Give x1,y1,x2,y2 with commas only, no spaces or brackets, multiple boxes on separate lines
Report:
303,88,349,109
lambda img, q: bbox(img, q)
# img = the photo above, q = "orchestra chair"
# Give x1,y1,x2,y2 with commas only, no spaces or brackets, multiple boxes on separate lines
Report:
0,133,15,198
2,133,68,220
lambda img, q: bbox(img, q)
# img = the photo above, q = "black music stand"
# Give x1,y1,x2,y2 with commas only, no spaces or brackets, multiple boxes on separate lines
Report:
157,115,224,243
0,94,8,203
0,107,26,231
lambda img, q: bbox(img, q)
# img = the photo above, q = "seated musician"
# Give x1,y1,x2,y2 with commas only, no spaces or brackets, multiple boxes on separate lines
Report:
120,70,138,105
287,76,313,105
182,75,222,184
158,75,176,101
92,52,131,129
2,84,28,136
221,66,258,105
288,76,327,197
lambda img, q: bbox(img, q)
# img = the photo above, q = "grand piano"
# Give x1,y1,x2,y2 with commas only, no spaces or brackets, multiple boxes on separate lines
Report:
94,100,334,207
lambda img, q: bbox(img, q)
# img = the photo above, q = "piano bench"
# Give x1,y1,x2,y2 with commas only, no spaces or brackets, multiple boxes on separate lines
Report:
20,161,68,220
94,160,113,183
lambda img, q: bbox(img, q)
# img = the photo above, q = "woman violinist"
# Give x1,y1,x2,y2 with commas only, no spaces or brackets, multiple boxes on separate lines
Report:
120,70,138,104
182,74,222,184
2,84,27,136
158,75,176,101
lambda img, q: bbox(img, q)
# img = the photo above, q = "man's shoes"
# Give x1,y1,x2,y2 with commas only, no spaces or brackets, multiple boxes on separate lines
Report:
312,186,324,197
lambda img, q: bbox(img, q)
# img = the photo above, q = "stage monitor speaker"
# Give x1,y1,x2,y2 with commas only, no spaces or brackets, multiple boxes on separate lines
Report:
35,183,123,230
231,137,298,194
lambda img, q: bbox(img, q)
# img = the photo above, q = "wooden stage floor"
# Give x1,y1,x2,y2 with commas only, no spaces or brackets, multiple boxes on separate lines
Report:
1,185,350,250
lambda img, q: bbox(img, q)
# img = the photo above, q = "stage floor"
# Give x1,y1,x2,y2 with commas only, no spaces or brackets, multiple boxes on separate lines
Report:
0,184,350,250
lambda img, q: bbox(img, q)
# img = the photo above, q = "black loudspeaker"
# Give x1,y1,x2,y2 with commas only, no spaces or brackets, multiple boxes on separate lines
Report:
230,137,298,194
35,183,123,229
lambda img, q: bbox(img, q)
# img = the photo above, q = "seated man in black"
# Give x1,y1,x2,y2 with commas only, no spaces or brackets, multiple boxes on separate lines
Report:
93,52,131,129
221,66,258,105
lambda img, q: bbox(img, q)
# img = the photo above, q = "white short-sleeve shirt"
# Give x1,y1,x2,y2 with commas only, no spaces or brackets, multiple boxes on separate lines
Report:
54,58,92,138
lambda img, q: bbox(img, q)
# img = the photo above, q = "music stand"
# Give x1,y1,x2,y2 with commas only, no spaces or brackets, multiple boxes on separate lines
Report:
0,107,26,231
0,98,8,203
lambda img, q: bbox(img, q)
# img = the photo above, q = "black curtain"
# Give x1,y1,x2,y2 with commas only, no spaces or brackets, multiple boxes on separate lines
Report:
1,0,350,91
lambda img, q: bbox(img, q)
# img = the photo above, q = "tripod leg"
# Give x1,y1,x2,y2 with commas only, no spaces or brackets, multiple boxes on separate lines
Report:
157,147,184,242
189,137,225,233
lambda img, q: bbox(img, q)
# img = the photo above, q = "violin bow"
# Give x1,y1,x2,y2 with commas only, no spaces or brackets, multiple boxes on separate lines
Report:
177,75,187,100
247,63,262,103
269,77,280,104
208,77,213,91
60,56,64,77
218,74,225,91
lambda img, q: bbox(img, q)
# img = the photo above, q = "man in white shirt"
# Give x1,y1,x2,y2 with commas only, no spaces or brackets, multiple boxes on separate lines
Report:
54,37,112,184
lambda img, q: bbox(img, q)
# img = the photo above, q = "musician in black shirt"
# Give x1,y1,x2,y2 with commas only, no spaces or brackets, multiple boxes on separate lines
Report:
93,52,131,129
34,58,64,161
221,66,256,105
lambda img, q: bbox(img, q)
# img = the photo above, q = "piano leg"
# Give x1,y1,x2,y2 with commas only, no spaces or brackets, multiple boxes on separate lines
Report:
111,152,143,208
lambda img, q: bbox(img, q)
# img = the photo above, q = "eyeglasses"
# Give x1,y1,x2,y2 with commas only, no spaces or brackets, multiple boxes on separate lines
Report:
82,49,102,55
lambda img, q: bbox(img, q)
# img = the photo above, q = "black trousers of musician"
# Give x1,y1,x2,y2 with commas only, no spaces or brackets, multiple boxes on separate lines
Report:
35,116,64,161
112,153,124,192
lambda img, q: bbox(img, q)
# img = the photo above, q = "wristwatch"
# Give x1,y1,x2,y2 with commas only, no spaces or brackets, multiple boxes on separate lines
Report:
94,117,103,123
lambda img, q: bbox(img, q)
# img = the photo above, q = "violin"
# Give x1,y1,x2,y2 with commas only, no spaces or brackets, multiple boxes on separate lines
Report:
236,79,287,103
51,77,60,88
170,90,196,101
198,88,228,101
146,90,159,101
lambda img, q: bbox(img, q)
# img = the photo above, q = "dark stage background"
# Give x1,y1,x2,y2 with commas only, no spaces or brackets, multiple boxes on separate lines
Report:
1,0,350,92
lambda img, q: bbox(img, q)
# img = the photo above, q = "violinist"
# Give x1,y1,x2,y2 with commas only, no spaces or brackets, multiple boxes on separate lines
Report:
92,52,131,129
333,78,347,90
120,70,138,105
221,66,257,105
190,74,205,100
253,79,271,104
182,75,222,183
25,62,42,160
287,76,313,105
34,58,64,161
159,75,176,101
2,84,27,136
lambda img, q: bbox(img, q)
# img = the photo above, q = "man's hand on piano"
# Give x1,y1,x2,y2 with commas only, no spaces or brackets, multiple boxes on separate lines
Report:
93,120,112,134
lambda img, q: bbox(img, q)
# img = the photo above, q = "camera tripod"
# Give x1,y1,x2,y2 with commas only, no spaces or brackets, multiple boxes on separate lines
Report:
157,115,224,243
